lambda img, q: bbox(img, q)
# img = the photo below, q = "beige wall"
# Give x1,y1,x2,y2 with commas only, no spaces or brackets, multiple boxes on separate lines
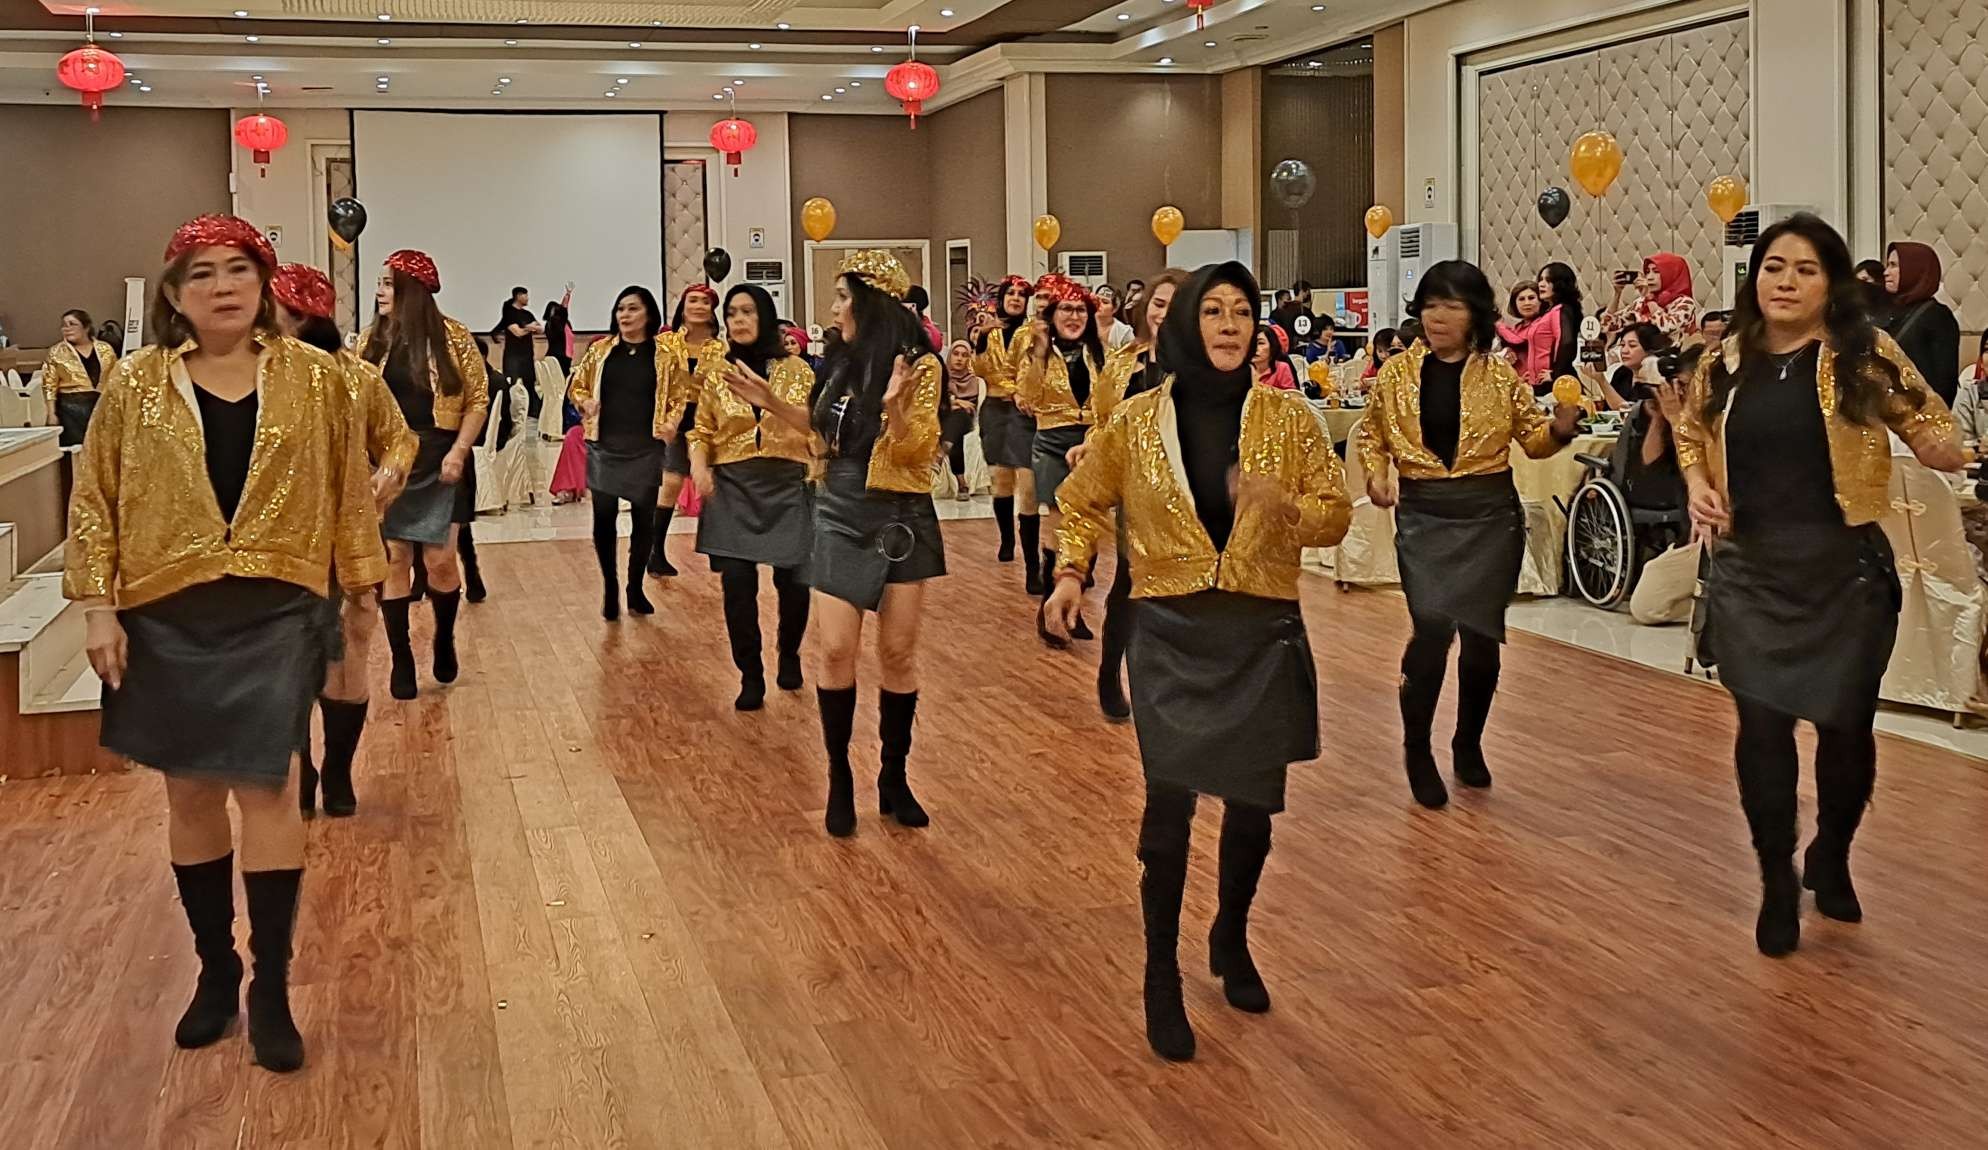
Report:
231,107,351,270
1043,74,1223,289
788,113,933,285
926,89,1008,313
1372,24,1407,218
0,106,231,347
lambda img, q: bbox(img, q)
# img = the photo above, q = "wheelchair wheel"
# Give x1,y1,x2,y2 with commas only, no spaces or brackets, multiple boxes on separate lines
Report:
1567,476,1634,608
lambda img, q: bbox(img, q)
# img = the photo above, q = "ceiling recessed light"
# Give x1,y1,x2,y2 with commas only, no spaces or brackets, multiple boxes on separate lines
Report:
139,85,151,92
1204,40,1216,47
822,94,833,100
378,37,391,44
713,93,724,99
777,22,791,29
498,76,511,83
1157,56,1173,65
616,77,629,85
376,13,391,21
376,75,388,82
244,34,258,42
732,78,744,84
108,31,122,37
748,42,761,49
252,73,264,80
941,7,954,14
630,41,642,48
1361,42,1372,48
835,87,845,93
871,45,885,52
491,89,501,95
652,20,662,26
849,80,861,86
515,17,527,24
1117,12,1131,20
232,9,248,17
604,91,616,97
1312,3,1325,9
504,39,517,45
1306,60,1321,67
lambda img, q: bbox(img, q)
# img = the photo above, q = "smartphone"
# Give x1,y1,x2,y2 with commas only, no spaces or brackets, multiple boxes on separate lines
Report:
1613,269,1638,286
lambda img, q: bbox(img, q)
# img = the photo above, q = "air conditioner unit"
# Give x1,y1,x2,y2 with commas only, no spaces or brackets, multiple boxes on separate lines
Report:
1719,204,1813,310
1059,251,1108,287
743,258,789,320
1365,232,1399,332
1393,223,1456,317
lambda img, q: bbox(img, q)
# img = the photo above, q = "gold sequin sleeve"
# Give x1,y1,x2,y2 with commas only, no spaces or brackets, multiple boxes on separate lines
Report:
61,357,129,602
329,362,390,591
1504,357,1565,460
1014,340,1045,414
449,319,490,425
1673,347,1717,472
1354,388,1393,485
874,353,943,469
1875,329,1958,454
1288,401,1352,548
1053,408,1126,575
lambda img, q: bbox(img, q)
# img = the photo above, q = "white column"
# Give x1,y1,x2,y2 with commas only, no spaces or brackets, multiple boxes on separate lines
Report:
1751,0,1850,230
1003,72,1048,276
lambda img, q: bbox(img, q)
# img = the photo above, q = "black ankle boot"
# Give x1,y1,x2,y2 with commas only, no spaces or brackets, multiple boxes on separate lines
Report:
429,589,461,684
1399,672,1448,809
1037,549,1070,651
1805,749,1872,923
994,495,1016,562
1451,648,1498,789
1757,857,1802,957
602,581,620,621
459,526,487,603
775,576,809,690
877,689,929,828
1098,666,1131,723
298,743,318,818
380,595,417,700
776,654,804,692
1803,839,1863,923
736,674,766,712
317,697,368,818
243,868,305,1072
1208,812,1273,1013
1139,855,1196,1062
1070,611,1094,642
722,570,765,710
648,507,678,576
171,854,242,1049
1019,514,1043,594
819,686,858,837
624,579,654,615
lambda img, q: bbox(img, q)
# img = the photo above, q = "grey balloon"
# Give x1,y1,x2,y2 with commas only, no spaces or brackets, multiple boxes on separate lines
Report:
1270,159,1316,209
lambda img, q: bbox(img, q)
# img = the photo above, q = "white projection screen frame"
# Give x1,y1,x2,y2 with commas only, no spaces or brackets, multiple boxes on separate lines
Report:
350,110,665,331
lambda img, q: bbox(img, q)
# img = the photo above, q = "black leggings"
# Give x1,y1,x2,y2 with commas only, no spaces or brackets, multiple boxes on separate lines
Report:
591,490,657,584
1399,612,1500,745
1100,551,1134,683
719,563,810,676
1137,782,1273,959
1732,696,1877,865
947,437,968,478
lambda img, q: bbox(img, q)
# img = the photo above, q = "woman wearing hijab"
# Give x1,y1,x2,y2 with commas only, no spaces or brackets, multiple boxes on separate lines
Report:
1046,261,1350,1063
689,284,816,710
649,285,728,577
43,308,117,446
940,338,984,501
68,215,386,1073
1017,273,1138,647
1358,260,1580,810
360,251,490,700
973,275,1041,584
1678,213,1962,956
1883,241,1962,406
1605,252,1701,341
565,286,681,620
270,262,414,819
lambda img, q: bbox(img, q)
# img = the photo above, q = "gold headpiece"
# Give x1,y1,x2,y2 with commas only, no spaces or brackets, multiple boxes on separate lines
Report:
836,249,911,301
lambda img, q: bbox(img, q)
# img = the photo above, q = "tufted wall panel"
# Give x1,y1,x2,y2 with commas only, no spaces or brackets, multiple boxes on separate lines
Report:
1883,0,1988,331
326,155,358,335
663,159,709,305
1476,18,1750,313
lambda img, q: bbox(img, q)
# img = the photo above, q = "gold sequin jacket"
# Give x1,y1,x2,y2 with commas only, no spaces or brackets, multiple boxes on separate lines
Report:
973,323,1031,401
42,339,118,421
335,348,417,477
659,329,730,421
356,316,490,433
1674,331,1957,527
565,335,691,444
815,353,945,493
689,355,815,466
1016,342,1140,431
64,334,389,610
1055,379,1352,601
1355,344,1567,480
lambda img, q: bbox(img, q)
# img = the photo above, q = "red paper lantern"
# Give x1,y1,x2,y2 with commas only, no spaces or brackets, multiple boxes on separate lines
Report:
56,44,125,122
1187,0,1215,30
708,117,757,176
885,60,940,129
234,112,289,179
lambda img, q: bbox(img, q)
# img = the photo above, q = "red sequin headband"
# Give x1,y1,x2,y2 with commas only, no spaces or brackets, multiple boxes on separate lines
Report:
271,263,336,320
164,214,277,270
1034,273,1094,309
385,249,441,293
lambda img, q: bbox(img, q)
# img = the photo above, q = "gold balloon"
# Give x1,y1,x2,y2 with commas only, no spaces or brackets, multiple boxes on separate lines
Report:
1569,130,1625,197
1033,214,1061,252
1552,375,1583,408
1151,205,1185,247
1364,204,1394,239
1706,175,1748,225
801,197,837,243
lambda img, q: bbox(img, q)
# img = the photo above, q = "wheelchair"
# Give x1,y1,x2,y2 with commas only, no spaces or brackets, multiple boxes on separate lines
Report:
1563,424,1689,608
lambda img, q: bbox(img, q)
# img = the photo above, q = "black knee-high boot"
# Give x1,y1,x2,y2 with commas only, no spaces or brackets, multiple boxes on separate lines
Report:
721,567,766,711
298,735,317,817
818,686,859,837
1451,630,1501,789
1805,724,1876,923
993,495,1016,562
877,689,928,827
1037,548,1070,650
1734,699,1802,956
1069,551,1094,641
592,496,622,620
624,501,657,615
774,568,809,691
459,523,486,603
171,853,242,1049
1019,514,1043,594
317,697,368,817
1209,803,1274,1013
1137,786,1197,1062
1399,622,1452,809
648,505,678,576
1098,553,1134,721
242,868,304,1072
429,588,461,684
380,595,417,700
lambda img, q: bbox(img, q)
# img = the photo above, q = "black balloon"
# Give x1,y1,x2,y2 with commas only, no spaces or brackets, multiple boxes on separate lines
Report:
1537,186,1570,229
702,248,733,283
328,197,368,244
1269,159,1316,210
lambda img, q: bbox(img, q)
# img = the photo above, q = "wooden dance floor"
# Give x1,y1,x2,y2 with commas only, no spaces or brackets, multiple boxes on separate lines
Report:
4,520,1986,1149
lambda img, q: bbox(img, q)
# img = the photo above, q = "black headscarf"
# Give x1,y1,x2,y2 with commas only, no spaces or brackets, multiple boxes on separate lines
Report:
723,283,785,380
1157,261,1261,551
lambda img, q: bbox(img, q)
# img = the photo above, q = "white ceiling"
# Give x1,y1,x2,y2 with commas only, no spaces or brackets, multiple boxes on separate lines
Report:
1,0,1435,111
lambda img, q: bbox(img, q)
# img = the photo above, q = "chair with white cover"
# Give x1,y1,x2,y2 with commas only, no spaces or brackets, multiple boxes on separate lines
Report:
1877,452,1987,717
472,381,533,513
536,356,567,441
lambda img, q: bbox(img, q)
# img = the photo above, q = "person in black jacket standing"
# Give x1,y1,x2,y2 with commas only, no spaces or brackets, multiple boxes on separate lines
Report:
1883,242,1961,406
499,285,543,418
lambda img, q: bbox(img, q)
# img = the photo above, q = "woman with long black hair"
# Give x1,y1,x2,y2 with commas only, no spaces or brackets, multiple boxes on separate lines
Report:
1676,213,1962,956
1017,273,1137,647
648,284,728,578
690,284,816,710
759,251,943,837
565,286,681,620
1045,261,1350,1062
68,215,385,1073
270,262,413,818
972,275,1041,584
42,308,118,446
1358,260,1579,810
359,251,490,700
1536,261,1585,384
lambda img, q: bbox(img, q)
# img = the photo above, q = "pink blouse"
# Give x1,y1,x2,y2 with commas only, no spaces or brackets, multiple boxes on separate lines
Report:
1496,305,1561,385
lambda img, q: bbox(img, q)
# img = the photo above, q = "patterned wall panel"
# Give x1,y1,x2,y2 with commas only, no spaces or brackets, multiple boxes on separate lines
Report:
663,159,708,307
1475,17,1750,314
326,156,358,335
1884,0,1988,331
